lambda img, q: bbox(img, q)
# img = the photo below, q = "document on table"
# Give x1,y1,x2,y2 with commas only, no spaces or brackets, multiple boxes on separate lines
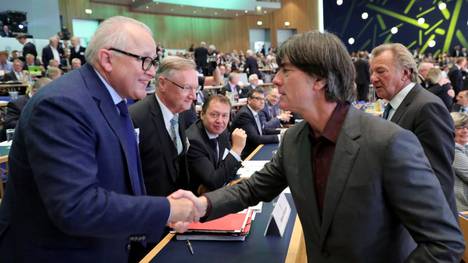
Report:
237,160,269,178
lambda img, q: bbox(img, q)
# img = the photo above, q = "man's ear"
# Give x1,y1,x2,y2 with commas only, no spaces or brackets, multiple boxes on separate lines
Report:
98,49,113,72
313,78,327,91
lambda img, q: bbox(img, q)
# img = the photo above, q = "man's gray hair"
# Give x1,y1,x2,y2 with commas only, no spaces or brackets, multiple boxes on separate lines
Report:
155,56,196,86
276,30,356,102
85,16,152,66
371,43,418,82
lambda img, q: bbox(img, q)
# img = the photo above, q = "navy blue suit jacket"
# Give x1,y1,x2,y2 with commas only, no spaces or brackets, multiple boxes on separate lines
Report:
231,105,279,159
0,64,170,262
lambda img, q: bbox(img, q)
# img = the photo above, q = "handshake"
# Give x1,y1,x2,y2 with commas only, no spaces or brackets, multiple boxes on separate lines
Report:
166,190,208,233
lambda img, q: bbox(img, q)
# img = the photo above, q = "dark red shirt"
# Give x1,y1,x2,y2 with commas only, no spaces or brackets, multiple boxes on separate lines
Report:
309,102,350,217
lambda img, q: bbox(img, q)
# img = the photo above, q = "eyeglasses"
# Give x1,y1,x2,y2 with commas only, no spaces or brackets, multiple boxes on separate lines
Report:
456,125,468,130
108,48,158,72
164,77,200,93
250,96,265,101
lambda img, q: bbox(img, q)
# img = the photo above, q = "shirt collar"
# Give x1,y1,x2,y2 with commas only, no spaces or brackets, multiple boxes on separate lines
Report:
94,68,123,106
205,129,219,139
388,82,415,111
155,93,177,128
309,101,350,143
247,105,258,116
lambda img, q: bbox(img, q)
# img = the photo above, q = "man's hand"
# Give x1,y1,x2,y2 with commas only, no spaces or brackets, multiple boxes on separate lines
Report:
278,111,292,122
231,128,247,156
167,190,200,223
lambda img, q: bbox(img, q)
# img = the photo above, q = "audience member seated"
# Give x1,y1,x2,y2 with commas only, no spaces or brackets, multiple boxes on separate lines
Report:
231,89,279,159
451,112,468,211
260,86,292,129
239,73,259,98
0,25,13,37
46,66,62,80
186,95,247,193
426,67,454,111
0,50,13,76
221,72,246,99
1,77,52,140
71,58,82,70
417,62,434,89
3,59,30,83
24,54,42,69
453,90,468,112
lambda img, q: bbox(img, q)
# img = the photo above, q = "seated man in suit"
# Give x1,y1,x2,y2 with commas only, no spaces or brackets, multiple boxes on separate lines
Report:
186,95,247,193
239,73,259,98
231,89,279,159
453,90,468,112
220,72,248,99
3,59,29,82
260,86,292,129
172,30,464,263
0,16,200,263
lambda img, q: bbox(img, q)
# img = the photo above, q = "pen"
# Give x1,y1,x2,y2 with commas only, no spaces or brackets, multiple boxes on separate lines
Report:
186,240,194,255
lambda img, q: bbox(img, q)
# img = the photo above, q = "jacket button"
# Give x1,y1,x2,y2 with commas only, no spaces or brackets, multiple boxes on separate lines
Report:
126,243,131,251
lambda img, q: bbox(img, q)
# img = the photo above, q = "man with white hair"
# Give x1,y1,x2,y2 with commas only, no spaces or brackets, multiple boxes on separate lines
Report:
0,16,200,262
70,36,86,65
417,61,434,89
42,35,63,69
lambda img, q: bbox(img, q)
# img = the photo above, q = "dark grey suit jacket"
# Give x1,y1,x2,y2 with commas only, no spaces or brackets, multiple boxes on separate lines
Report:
204,107,464,262
390,84,457,215
186,120,241,192
129,94,190,196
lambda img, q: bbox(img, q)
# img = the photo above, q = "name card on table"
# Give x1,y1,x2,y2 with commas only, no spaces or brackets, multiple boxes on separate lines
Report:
264,192,291,237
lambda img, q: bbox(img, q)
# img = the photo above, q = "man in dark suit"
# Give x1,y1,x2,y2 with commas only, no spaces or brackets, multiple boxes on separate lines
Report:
244,49,261,79
417,61,434,89
220,72,246,99
0,16,200,263
194,41,208,74
16,33,37,59
448,57,467,95
353,51,370,101
130,56,198,197
231,89,279,159
174,31,464,262
3,59,27,82
260,86,292,129
453,90,468,112
42,35,63,69
370,43,458,216
186,95,247,193
69,36,86,65
0,25,13,37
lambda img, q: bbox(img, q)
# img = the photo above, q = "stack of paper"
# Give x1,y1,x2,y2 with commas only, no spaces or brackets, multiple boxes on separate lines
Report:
237,160,269,178
176,209,255,241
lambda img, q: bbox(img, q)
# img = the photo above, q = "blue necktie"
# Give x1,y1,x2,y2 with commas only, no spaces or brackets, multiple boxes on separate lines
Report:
116,101,142,195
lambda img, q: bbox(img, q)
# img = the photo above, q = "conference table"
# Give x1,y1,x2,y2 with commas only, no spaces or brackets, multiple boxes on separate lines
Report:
142,143,306,263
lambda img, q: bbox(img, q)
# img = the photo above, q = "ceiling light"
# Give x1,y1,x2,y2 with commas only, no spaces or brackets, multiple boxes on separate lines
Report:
256,6,262,12
257,20,263,26
85,9,92,14
284,21,290,27
337,0,343,6
361,12,368,20
264,10,267,14
390,27,398,34
146,5,149,9
348,37,355,45
418,17,425,24
244,10,248,14
438,2,446,10
428,40,436,47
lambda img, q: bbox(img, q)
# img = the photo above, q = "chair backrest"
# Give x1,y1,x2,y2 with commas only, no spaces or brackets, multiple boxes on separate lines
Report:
458,212,468,262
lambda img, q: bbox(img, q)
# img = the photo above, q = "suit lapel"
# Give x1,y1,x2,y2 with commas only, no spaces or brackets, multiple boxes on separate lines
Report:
319,108,360,247
150,96,179,183
82,64,142,194
197,121,217,164
389,84,421,123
